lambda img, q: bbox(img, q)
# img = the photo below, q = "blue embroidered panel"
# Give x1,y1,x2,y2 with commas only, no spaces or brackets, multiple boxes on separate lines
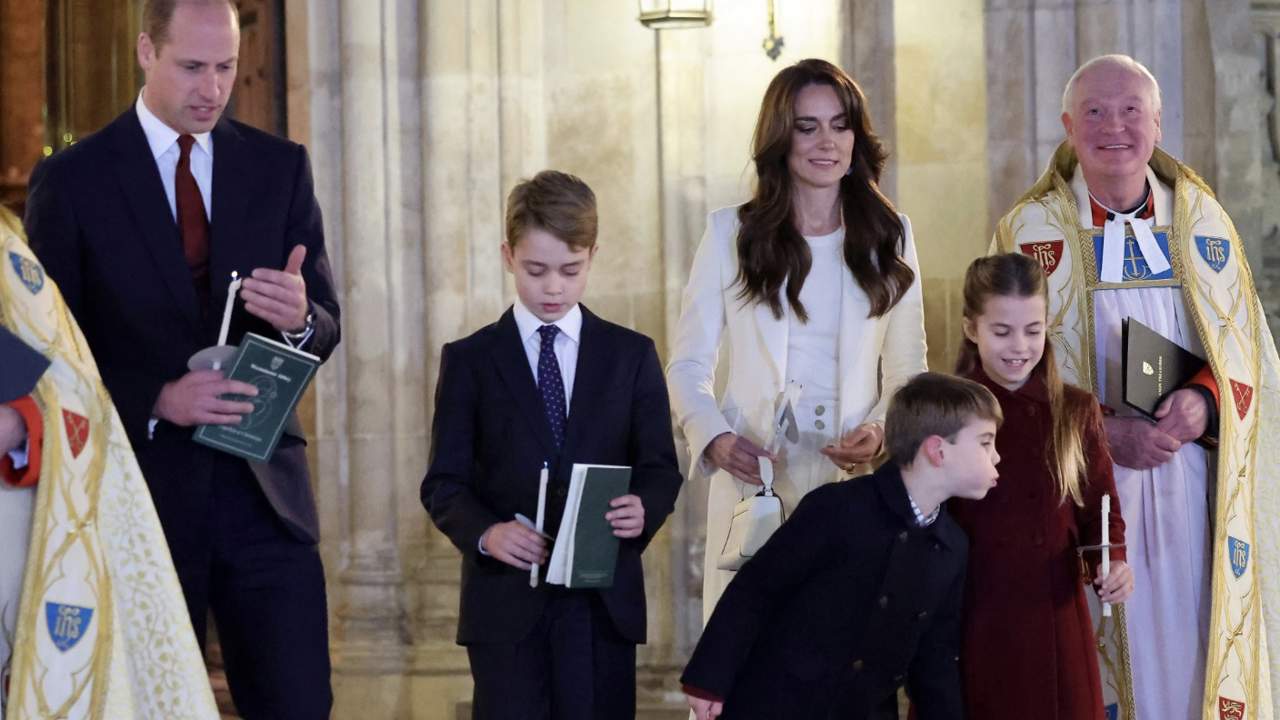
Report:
1091,231,1173,282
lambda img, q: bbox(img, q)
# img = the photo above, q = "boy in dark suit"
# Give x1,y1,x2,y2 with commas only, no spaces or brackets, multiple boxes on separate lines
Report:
421,170,683,719
682,372,1004,720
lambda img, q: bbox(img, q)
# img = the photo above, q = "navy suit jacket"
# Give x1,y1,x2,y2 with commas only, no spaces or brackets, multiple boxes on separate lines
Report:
681,463,967,720
24,107,341,546
421,306,683,645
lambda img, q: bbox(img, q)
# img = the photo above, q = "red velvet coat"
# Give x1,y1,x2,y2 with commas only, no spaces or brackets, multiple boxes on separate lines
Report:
950,369,1126,720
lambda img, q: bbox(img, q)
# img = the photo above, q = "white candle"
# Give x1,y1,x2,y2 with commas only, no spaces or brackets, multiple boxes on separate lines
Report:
217,272,242,349
1101,494,1111,617
530,462,549,588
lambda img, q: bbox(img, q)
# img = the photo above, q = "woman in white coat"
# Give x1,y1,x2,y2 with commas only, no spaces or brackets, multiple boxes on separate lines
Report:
668,59,928,620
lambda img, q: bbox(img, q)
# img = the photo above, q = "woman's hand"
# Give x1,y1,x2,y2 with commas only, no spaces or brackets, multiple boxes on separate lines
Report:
1094,560,1135,604
820,422,883,473
705,432,773,485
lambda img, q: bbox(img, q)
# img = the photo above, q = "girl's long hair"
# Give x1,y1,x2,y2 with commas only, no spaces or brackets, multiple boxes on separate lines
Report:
735,58,912,321
955,254,1089,506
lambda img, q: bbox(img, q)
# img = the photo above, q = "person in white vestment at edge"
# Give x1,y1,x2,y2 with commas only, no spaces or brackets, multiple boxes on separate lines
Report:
667,58,927,620
993,54,1280,720
0,205,217,719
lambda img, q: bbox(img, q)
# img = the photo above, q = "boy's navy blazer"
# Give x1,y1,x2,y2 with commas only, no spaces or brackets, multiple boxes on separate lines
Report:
421,305,683,645
682,463,968,720
24,107,341,546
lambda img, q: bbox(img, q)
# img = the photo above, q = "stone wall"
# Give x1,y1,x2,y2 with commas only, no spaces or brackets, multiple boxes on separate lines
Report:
1252,1,1280,332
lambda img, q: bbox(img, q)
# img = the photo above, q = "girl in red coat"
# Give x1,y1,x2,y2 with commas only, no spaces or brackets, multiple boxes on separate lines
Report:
951,253,1134,720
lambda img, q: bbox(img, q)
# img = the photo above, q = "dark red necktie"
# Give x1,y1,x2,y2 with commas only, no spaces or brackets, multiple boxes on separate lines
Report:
175,134,210,305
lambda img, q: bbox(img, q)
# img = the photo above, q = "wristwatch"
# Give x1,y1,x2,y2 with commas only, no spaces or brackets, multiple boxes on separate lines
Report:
283,308,315,341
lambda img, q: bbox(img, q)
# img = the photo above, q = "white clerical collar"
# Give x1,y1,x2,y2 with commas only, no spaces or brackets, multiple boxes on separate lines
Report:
1073,165,1169,228
135,90,212,161
513,300,582,346
1073,165,1171,283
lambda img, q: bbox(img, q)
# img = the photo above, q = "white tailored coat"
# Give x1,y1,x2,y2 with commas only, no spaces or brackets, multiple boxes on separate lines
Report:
667,205,928,620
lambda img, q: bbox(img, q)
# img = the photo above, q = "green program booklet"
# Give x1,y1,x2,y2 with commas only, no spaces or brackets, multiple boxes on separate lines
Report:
545,464,631,589
193,332,319,462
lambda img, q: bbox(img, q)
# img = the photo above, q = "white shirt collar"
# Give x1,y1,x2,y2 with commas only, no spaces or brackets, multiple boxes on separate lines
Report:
513,300,583,345
135,89,212,160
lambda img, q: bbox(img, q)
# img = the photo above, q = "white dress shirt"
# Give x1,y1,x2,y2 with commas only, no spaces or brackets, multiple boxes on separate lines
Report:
136,90,213,221
136,90,309,441
7,444,27,469
477,300,583,554
512,300,582,409
787,228,842,402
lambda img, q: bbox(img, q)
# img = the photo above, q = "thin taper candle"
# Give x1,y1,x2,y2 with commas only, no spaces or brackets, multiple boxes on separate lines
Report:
1101,494,1112,617
216,271,242,349
530,461,549,588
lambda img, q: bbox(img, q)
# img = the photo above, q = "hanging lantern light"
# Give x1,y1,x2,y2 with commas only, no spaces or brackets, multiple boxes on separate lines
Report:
637,0,713,30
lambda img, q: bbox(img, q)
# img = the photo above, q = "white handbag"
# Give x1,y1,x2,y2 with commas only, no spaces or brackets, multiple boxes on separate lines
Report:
716,456,785,571
715,382,802,571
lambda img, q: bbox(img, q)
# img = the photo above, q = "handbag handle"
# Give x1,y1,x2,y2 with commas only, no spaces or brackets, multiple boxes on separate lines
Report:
758,455,775,497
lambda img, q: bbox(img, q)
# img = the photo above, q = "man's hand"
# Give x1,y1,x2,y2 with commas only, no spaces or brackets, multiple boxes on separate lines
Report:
1103,416,1181,470
0,405,27,457
1095,560,1135,604
606,494,645,539
687,695,723,720
241,245,309,333
1153,388,1210,443
705,432,773,486
481,521,548,571
820,422,883,472
152,370,259,427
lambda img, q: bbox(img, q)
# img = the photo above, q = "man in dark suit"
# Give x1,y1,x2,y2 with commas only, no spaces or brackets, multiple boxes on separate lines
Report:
23,1,340,717
421,171,683,719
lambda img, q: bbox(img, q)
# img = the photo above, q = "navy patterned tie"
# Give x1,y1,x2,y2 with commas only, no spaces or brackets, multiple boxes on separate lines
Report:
536,324,566,449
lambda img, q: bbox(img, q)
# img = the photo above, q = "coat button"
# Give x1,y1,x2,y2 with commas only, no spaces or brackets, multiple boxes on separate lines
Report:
814,418,826,430
898,531,908,543
916,610,928,621
931,542,941,552
893,673,904,683
878,595,889,609
852,659,864,672
554,485,567,498
815,404,826,416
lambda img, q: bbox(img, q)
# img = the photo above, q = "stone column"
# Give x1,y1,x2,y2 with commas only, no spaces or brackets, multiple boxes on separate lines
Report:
840,0,897,200
653,22,710,663
1204,0,1268,264
1252,2,1280,332
331,0,411,670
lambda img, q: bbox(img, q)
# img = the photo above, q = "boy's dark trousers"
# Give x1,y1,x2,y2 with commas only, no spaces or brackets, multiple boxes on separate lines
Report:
466,590,635,719
422,305,683,720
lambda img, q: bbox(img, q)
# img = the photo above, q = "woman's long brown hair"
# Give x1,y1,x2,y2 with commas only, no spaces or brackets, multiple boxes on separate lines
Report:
735,58,912,321
955,254,1089,506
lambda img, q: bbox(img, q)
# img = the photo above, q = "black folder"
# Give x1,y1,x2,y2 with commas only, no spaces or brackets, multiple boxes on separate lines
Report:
1122,318,1204,417
0,325,50,403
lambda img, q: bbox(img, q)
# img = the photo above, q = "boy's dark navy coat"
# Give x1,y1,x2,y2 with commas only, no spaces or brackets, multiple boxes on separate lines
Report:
420,305,683,646
681,462,967,719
